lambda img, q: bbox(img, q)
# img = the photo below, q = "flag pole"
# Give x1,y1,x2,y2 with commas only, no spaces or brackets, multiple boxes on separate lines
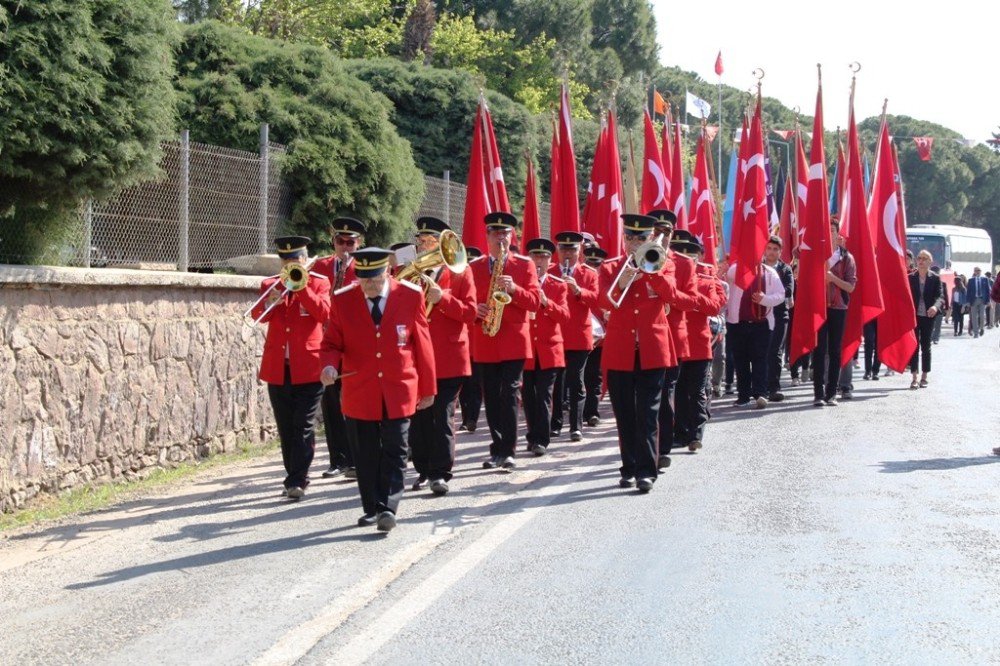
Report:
717,72,723,185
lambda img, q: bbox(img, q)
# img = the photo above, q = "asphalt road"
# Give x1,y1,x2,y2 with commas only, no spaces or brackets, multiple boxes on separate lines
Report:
2,331,999,664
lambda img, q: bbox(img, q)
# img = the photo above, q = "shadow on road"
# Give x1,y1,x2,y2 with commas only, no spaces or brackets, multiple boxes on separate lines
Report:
876,456,1000,473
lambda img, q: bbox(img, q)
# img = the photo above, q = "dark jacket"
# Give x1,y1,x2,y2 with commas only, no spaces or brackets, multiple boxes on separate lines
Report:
909,271,944,317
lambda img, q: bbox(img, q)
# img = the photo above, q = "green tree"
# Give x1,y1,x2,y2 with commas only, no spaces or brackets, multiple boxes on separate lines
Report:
401,0,435,62
590,0,658,75
175,21,424,246
0,0,178,264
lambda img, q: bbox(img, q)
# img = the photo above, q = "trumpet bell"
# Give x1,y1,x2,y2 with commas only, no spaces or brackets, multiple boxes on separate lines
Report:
280,262,310,292
635,242,667,274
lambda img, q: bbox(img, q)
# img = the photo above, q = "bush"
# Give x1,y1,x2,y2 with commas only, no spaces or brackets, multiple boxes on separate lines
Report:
174,22,425,247
0,0,178,263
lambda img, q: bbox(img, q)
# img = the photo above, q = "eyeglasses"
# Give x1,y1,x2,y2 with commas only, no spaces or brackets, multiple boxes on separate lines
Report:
334,236,358,246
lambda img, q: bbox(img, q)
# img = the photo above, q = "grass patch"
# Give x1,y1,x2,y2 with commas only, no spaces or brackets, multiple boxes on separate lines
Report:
0,439,280,533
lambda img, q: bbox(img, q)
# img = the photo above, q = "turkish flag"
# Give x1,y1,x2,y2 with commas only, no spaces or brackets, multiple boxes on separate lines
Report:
551,83,580,237
479,99,510,215
522,155,541,243
461,104,492,254
777,173,795,264
788,79,832,364
641,111,669,213
688,131,718,264
728,115,750,260
714,51,724,76
794,128,809,254
914,136,933,161
772,129,795,141
660,110,673,206
873,120,918,371
670,119,688,230
549,122,561,240
840,103,884,364
731,99,770,290
602,110,625,255
581,121,605,244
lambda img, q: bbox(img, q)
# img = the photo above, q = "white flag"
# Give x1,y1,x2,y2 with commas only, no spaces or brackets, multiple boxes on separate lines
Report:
686,91,712,119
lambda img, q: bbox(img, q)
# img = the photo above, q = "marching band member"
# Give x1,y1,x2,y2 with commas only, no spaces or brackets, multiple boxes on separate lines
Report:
313,217,366,480
523,238,570,455
582,246,608,426
469,212,541,471
548,232,599,442
599,214,679,493
252,236,331,499
671,238,727,452
458,246,485,432
406,217,477,496
320,248,436,532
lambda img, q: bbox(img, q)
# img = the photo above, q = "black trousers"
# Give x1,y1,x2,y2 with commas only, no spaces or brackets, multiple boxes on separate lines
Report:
674,359,711,447
863,320,881,376
583,346,604,420
725,341,735,387
320,382,354,469
909,315,935,373
267,365,324,490
346,408,409,516
766,315,789,393
728,320,771,401
408,376,464,481
812,308,847,400
550,349,589,434
607,353,665,481
523,367,558,448
953,306,965,335
481,359,525,458
657,365,681,455
458,363,483,427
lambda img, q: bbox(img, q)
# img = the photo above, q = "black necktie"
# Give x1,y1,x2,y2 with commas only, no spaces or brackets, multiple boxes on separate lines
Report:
369,297,382,326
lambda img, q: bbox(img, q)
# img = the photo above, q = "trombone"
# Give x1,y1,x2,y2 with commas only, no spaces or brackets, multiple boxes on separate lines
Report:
244,257,318,324
606,232,668,309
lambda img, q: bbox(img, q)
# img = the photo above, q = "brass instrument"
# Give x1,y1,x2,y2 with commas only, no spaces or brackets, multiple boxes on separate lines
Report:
482,246,511,337
333,256,349,289
245,257,318,324
607,233,668,308
396,229,468,316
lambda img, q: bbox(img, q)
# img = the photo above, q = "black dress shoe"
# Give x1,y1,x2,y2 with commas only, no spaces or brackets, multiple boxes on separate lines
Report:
482,456,499,469
463,422,477,433
549,430,561,438
357,513,378,527
586,416,601,427
619,476,636,488
499,455,517,470
429,479,449,495
636,478,655,493
657,455,671,470
570,430,583,442
532,445,547,457
411,475,427,491
376,511,396,532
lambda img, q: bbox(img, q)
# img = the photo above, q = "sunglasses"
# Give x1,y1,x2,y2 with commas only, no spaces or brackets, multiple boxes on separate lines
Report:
334,236,358,246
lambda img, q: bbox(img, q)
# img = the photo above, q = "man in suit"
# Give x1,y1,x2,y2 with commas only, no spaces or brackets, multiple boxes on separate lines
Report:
908,250,944,389
469,212,541,470
967,266,989,338
251,236,331,499
313,217,366,480
406,217,477,496
548,231,599,442
599,214,680,493
320,248,436,532
523,238,570,455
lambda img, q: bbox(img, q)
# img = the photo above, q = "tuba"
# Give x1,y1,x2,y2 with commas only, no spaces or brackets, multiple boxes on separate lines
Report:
396,229,468,315
482,246,511,337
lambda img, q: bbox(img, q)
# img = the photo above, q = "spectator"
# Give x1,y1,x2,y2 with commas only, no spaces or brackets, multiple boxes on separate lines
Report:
908,250,944,389
967,267,989,338
930,264,947,344
951,275,967,336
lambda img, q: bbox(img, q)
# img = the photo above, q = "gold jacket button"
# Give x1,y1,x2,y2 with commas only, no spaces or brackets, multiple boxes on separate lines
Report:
376,332,381,338
285,328,290,333
376,352,382,358
378,371,384,378
633,309,639,314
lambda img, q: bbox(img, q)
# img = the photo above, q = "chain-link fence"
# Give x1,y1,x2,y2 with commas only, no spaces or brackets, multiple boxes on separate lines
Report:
2,131,556,272
416,174,553,243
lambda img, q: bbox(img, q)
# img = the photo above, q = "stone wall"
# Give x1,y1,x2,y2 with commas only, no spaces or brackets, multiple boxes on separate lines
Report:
0,265,276,513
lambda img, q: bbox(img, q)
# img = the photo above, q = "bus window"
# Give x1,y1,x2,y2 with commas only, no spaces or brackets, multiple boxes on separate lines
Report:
906,234,946,263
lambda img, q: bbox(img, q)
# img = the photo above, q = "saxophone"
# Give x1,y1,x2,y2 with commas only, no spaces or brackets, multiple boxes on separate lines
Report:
482,247,512,337
334,256,348,289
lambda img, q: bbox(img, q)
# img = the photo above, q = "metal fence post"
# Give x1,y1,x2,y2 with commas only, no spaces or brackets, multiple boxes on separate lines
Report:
259,123,270,254
83,199,93,268
179,130,190,272
443,170,451,225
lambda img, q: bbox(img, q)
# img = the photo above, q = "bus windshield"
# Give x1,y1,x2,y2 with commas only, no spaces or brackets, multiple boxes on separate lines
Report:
906,234,947,265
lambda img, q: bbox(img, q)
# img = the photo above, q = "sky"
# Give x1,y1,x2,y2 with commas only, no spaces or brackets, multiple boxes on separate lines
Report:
651,0,997,143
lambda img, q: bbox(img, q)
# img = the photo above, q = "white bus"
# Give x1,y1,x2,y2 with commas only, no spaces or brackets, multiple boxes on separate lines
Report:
905,224,993,286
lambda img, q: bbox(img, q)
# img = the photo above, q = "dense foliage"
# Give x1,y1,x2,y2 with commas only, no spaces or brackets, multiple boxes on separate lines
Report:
174,22,425,247
0,0,178,262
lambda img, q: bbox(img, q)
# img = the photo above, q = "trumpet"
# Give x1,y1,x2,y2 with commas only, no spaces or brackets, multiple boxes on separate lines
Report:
606,233,668,308
245,257,318,324
396,229,468,315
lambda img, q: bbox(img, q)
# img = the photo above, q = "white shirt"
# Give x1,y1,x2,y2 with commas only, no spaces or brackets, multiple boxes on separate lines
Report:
365,279,391,323
724,263,786,330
